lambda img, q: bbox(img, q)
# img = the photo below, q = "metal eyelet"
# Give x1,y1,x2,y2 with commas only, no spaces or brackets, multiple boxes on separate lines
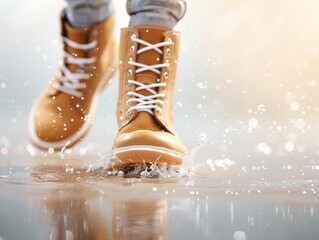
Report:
128,69,132,76
126,110,132,116
166,48,170,54
164,72,168,79
128,57,133,63
130,45,135,52
126,82,131,87
167,38,172,43
131,34,137,39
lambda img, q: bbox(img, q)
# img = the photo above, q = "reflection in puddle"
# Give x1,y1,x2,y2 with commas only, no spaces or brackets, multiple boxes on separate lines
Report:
0,164,319,239
234,231,246,240
30,168,168,240
113,200,168,240
10,165,171,240
41,184,168,240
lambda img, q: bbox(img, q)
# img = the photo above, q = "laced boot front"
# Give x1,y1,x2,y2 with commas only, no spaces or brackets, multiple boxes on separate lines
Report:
29,11,116,149
110,24,187,169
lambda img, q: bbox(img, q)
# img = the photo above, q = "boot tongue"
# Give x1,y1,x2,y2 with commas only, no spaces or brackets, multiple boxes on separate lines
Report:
62,19,92,72
63,20,91,44
129,25,171,130
134,25,171,89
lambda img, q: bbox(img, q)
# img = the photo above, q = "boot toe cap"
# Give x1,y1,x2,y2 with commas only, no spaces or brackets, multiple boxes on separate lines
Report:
33,114,78,142
113,130,187,154
30,104,86,148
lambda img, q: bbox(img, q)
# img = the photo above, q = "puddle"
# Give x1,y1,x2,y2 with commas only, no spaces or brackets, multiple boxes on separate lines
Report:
0,162,319,240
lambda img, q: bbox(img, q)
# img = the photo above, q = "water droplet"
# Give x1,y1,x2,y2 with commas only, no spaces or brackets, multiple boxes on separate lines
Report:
206,159,213,165
285,142,295,152
79,147,87,156
257,104,266,112
26,144,36,157
224,158,234,166
1,83,7,89
309,80,317,87
1,147,8,155
197,82,206,89
295,118,306,129
311,48,318,57
256,142,272,155
199,133,209,143
248,118,258,130
48,147,54,154
290,102,300,111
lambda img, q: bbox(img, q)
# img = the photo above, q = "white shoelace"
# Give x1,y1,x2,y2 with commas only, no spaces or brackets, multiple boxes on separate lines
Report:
126,35,173,116
53,37,97,97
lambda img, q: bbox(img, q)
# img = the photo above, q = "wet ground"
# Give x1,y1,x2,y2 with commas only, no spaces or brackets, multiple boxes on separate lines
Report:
1,153,319,240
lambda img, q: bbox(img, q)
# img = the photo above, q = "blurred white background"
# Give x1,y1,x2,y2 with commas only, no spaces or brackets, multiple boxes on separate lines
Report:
1,0,319,168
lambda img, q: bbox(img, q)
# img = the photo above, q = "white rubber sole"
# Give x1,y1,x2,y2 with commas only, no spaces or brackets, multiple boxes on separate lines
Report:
28,62,117,150
109,145,184,169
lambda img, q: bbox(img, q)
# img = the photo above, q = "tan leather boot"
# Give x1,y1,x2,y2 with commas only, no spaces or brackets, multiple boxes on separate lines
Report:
110,25,187,169
29,12,117,150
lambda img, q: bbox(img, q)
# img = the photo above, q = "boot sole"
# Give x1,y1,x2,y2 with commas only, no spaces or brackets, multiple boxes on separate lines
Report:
109,145,184,170
28,61,117,150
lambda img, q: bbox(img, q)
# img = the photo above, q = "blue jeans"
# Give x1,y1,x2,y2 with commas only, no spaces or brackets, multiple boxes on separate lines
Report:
65,0,186,28
127,0,186,27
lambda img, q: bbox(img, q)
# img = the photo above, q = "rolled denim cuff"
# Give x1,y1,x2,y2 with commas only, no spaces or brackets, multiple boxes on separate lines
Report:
126,0,187,27
66,0,114,28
